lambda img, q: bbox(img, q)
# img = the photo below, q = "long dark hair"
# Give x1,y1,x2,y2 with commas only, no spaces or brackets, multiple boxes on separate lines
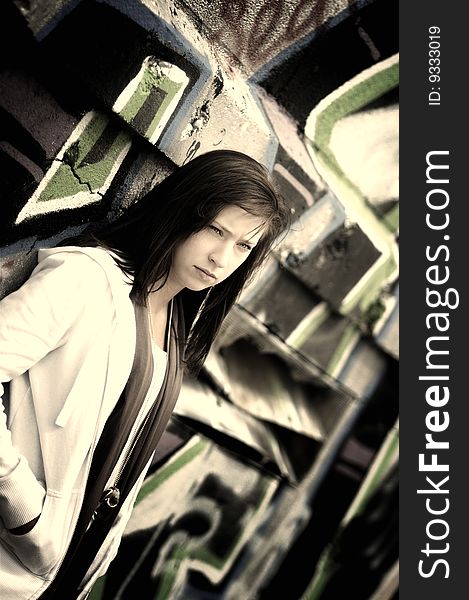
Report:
68,149,290,372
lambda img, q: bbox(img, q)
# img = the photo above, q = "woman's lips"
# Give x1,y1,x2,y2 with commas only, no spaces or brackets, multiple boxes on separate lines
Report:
195,266,216,281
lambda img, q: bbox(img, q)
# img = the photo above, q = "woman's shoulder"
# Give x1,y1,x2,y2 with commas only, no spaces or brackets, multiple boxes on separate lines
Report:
34,246,133,302
36,246,126,283
37,245,116,268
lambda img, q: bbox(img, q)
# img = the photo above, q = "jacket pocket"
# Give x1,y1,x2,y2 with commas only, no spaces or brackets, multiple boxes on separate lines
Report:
0,490,81,576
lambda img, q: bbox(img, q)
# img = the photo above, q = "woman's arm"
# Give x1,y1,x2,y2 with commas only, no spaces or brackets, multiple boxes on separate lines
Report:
0,250,113,530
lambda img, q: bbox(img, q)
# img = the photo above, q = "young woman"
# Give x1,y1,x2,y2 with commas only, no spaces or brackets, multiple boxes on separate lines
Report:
0,149,290,599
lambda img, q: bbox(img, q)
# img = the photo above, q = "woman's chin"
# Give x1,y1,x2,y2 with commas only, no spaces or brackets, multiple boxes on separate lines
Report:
186,282,213,292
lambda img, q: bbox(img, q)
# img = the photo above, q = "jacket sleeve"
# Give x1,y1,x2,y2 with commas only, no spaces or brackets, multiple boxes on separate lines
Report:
0,250,113,529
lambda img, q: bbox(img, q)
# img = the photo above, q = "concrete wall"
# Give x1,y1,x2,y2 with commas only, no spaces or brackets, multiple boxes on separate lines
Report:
0,1,398,598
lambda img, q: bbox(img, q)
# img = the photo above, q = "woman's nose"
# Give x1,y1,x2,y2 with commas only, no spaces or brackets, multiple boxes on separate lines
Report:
209,243,231,268
209,252,223,268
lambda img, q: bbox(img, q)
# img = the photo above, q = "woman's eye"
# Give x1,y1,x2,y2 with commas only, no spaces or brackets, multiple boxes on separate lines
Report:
209,225,223,236
238,243,252,251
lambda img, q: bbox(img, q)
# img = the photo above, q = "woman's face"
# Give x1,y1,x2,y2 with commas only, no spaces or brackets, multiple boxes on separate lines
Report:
169,205,266,292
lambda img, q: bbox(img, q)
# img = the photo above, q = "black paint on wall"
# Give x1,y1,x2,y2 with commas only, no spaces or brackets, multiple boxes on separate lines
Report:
258,0,398,129
260,354,398,599
273,145,324,219
300,312,353,370
38,0,199,118
244,265,322,340
291,224,382,310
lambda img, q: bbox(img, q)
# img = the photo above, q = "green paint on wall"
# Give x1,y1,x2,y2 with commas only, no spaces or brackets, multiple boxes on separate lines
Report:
117,68,182,141
288,306,331,349
307,61,399,227
38,113,130,202
136,438,208,504
146,79,181,140
326,322,358,375
315,62,399,156
383,202,399,232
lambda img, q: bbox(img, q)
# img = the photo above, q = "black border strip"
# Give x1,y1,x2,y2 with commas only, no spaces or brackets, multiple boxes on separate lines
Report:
401,2,466,597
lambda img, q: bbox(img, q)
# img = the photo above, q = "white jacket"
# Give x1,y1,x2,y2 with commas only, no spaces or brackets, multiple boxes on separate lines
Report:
0,246,139,599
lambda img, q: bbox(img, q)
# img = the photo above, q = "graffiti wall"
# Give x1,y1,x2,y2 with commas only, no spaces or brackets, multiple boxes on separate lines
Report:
0,0,398,598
